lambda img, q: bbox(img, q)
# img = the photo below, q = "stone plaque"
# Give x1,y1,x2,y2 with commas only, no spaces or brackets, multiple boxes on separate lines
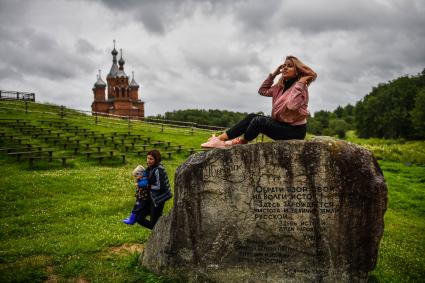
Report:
141,138,387,283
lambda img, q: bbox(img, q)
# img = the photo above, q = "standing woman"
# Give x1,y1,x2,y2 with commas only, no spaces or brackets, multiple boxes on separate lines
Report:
201,56,317,148
136,150,172,230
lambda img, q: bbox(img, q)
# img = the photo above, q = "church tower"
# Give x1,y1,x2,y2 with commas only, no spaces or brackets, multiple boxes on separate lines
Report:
91,40,144,118
130,71,140,101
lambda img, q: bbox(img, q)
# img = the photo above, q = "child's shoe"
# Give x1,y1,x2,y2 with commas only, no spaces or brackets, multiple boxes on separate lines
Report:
224,137,247,146
122,213,137,225
201,136,226,148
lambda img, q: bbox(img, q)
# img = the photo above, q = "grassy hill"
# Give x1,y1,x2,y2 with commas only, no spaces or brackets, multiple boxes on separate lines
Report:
0,100,424,282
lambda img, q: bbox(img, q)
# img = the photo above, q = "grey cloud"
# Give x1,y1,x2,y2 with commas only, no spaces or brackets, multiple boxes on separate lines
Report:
0,27,96,81
231,0,425,38
276,0,382,33
305,1,422,34
98,0,246,34
98,0,269,35
181,47,262,83
232,0,282,33
75,39,99,55
0,67,23,81
98,0,425,47
0,1,27,26
98,0,196,34
327,28,425,84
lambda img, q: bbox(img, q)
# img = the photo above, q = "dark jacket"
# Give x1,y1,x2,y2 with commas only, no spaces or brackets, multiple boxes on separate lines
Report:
147,163,172,207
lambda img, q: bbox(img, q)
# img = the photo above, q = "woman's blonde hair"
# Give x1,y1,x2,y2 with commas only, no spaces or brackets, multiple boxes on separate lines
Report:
277,56,317,88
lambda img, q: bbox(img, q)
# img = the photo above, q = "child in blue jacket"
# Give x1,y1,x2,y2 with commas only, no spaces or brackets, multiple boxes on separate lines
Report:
122,165,149,225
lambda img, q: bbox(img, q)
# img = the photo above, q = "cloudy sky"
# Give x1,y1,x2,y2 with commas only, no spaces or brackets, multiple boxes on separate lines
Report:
0,0,424,116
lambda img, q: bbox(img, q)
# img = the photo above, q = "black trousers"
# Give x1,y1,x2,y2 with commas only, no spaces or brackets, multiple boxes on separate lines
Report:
135,200,165,230
226,113,306,141
131,197,148,214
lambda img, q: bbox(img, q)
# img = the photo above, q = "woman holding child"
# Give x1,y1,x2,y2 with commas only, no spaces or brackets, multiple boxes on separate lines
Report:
122,150,172,229
201,56,317,148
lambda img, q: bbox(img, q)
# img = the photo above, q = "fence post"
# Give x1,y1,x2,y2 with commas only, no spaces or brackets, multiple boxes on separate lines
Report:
161,124,164,132
95,112,98,125
0,90,2,99
60,105,65,119
25,101,28,114
128,116,131,128
191,127,194,135
261,134,264,142
16,92,20,100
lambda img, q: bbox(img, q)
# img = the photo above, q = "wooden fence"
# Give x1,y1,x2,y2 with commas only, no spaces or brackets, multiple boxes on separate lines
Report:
0,90,35,101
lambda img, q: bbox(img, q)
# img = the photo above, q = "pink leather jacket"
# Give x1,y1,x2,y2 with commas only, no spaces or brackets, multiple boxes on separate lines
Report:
258,74,309,126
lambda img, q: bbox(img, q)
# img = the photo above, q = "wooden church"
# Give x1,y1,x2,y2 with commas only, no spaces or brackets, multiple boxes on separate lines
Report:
91,41,144,118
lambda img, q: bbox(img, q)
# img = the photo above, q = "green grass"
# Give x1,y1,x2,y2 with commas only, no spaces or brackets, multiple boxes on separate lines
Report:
370,161,425,282
345,130,425,166
1,100,424,282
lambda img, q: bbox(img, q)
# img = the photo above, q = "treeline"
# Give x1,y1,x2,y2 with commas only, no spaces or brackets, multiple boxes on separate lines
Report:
151,69,425,139
308,69,425,139
355,70,425,139
307,105,355,138
152,109,251,128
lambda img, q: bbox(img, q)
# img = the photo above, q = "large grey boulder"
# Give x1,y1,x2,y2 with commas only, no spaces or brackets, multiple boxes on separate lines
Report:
141,138,387,283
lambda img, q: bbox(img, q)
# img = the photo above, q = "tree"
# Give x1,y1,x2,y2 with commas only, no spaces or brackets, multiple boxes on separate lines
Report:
343,104,354,117
355,71,424,139
334,106,344,118
328,119,350,138
313,110,331,129
307,118,324,135
410,89,425,139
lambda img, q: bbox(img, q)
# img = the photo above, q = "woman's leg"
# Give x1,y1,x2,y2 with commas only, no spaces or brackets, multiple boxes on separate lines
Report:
225,113,258,140
149,202,165,229
202,114,306,147
244,116,307,141
135,200,152,228
201,113,258,147
136,201,165,230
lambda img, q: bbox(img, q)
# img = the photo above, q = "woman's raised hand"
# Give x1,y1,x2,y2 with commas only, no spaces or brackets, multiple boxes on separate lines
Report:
298,75,314,85
272,64,284,77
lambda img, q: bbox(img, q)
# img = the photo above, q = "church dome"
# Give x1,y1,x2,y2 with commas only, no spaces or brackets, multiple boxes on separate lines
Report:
115,48,127,77
130,71,139,88
108,40,119,78
94,71,106,87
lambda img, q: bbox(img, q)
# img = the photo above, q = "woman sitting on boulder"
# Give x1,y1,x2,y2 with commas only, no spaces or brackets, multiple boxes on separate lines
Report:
201,56,317,148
